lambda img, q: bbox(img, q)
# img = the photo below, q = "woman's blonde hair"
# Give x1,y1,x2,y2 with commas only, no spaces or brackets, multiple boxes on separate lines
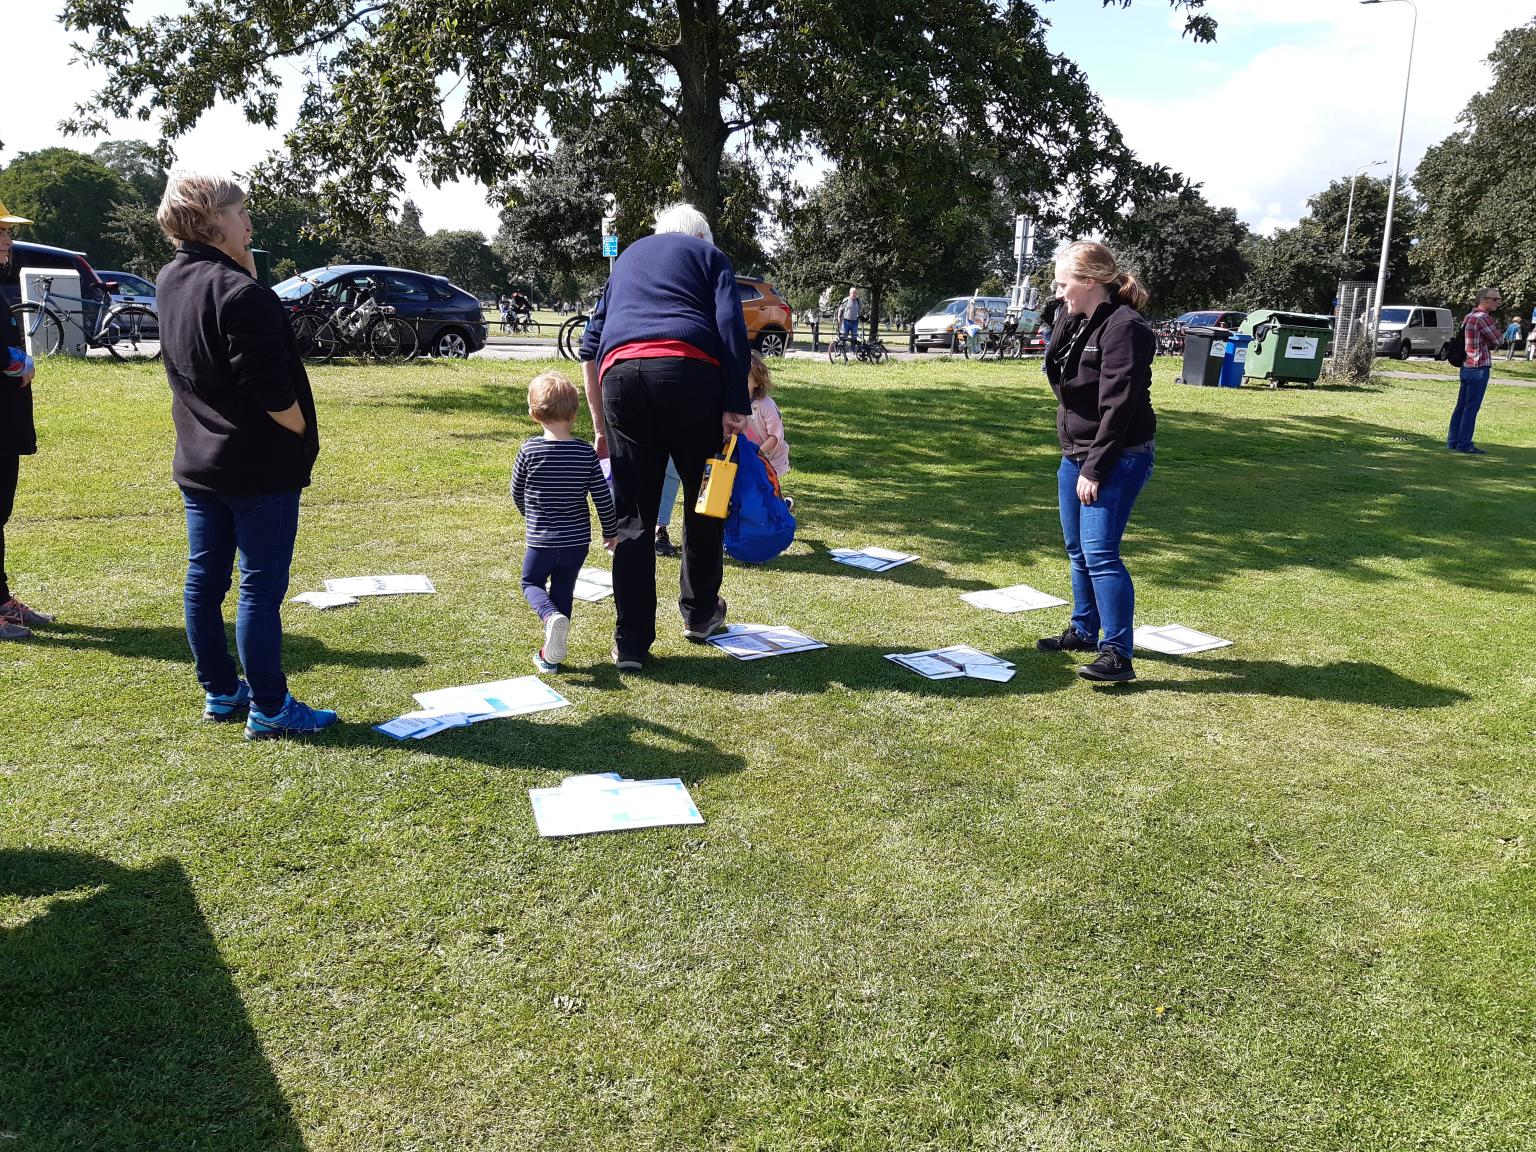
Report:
527,370,580,422
157,171,245,245
748,350,773,399
1056,240,1149,312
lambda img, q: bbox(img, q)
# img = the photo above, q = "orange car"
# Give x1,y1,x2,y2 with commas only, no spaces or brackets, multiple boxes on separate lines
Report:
737,276,794,356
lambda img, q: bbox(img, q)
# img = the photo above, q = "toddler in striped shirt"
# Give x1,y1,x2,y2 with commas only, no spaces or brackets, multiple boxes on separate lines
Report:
511,371,618,672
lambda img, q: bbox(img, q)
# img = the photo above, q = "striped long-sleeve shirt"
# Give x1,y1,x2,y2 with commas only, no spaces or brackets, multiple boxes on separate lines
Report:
510,436,617,548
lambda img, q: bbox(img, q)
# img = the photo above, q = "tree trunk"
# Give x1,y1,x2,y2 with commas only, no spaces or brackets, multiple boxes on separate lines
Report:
868,282,883,344
674,0,729,223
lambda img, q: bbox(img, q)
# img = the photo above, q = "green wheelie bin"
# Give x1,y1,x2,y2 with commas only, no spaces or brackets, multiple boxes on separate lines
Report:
1240,310,1332,387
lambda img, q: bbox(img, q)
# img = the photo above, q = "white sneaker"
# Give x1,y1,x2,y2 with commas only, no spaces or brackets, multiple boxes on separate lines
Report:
543,612,570,664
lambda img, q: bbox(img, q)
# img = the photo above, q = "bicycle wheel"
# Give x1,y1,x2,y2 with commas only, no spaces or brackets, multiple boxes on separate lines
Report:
557,315,588,360
10,304,64,357
962,333,980,360
100,305,162,362
870,341,888,363
827,339,848,365
290,310,330,359
365,314,418,362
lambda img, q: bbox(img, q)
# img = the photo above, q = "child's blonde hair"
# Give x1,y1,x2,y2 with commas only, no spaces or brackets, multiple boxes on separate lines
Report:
527,371,580,422
748,351,774,400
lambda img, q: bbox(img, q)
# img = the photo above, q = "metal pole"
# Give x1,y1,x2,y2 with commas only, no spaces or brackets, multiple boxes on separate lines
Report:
1342,160,1386,256
1364,0,1416,354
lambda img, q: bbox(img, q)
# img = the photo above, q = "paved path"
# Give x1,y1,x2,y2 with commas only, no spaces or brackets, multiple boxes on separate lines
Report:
1379,370,1536,388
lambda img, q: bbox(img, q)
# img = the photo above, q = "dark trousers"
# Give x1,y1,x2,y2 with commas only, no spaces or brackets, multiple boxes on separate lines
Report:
180,486,301,714
602,357,728,655
0,454,17,603
521,544,586,621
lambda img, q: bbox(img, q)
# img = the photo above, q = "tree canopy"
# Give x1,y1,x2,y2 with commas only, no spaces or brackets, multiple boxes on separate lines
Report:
61,0,1210,237
1106,191,1249,318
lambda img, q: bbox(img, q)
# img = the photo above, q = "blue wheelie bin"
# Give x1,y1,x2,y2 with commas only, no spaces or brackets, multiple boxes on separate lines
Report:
1219,333,1252,387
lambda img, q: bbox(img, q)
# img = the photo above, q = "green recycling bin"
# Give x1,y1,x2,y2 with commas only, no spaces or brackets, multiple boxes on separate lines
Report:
1240,309,1332,387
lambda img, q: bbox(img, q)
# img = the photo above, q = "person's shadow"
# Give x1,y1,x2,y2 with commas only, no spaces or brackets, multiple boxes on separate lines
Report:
23,622,426,673
0,850,307,1150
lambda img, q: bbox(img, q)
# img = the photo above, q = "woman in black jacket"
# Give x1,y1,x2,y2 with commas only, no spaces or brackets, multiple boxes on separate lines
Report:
0,200,55,641
1037,241,1156,684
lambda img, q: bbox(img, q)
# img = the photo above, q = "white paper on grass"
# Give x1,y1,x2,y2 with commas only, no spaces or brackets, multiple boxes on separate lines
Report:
529,775,703,837
706,623,827,661
290,591,359,609
1134,624,1233,655
572,567,614,602
323,575,437,597
829,546,919,572
960,584,1067,613
374,710,473,740
413,676,570,720
885,645,1015,681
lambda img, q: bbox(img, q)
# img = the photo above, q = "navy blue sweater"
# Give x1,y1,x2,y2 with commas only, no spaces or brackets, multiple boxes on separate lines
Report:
577,233,752,415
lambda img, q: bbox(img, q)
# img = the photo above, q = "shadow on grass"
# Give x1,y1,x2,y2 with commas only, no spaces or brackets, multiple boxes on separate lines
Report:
1115,654,1468,707
761,534,993,591
322,711,749,782
25,623,427,671
0,850,306,1151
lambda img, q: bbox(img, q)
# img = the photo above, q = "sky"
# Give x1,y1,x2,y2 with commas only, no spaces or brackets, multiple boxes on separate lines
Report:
6,0,1531,240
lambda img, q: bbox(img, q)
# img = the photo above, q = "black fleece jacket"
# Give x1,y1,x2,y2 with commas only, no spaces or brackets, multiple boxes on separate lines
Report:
157,243,319,493
0,273,35,456
1044,298,1156,482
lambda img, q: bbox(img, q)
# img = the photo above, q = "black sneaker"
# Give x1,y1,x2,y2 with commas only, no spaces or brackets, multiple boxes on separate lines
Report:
1078,648,1136,683
682,597,727,642
611,645,644,671
654,527,678,557
1036,626,1096,653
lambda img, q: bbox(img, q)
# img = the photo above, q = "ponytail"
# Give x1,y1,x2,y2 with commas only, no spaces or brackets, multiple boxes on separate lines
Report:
1114,272,1149,312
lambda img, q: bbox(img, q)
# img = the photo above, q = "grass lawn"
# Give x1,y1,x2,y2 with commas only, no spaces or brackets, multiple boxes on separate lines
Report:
1381,354,1536,383
2,354,1534,1151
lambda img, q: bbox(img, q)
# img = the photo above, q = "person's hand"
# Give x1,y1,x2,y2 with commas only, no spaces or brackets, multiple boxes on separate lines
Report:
1077,475,1099,505
603,536,618,554
722,411,750,437
20,356,35,388
593,430,608,460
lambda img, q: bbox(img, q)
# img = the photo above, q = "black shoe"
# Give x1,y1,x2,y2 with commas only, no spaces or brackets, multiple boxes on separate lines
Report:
611,644,645,671
654,527,678,557
1036,626,1096,653
1078,648,1136,683
682,597,727,642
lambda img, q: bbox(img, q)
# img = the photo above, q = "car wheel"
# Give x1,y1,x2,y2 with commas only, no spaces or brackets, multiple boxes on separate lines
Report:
432,328,470,358
1397,340,1411,360
756,330,787,357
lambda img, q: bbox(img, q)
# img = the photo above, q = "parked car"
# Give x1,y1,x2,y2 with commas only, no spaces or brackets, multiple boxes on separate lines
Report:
0,240,109,331
913,295,1013,352
271,264,489,357
736,276,794,356
1372,305,1454,360
1174,310,1247,331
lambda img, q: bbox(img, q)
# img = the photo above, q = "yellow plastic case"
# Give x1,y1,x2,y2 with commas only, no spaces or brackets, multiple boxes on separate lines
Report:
695,435,739,519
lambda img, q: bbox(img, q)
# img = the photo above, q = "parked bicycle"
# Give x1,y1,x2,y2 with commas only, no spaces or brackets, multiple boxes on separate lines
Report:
289,291,417,363
10,275,161,362
828,329,888,364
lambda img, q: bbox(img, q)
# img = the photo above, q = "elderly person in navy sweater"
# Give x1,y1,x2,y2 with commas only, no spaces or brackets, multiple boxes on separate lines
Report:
580,204,752,670
155,172,338,738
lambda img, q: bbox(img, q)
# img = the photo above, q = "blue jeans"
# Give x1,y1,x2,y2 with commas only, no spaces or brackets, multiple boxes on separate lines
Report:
1448,366,1491,450
521,544,587,621
1057,451,1154,658
181,486,301,714
656,459,682,529
840,318,857,337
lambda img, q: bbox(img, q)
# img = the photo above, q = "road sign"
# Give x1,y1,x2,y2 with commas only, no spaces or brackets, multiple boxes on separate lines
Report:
1013,215,1035,260
602,235,619,258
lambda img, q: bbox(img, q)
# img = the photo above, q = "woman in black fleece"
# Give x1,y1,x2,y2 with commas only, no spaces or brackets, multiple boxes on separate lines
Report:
1037,241,1157,684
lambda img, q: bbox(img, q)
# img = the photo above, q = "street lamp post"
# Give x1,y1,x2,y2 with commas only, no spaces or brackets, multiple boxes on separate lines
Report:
1362,0,1417,355
1342,159,1387,257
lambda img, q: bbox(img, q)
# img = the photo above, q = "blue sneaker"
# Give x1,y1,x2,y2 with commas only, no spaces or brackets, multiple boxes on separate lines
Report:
533,648,559,674
203,681,251,723
244,694,339,741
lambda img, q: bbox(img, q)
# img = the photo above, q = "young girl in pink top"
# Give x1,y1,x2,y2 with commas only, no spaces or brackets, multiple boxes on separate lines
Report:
744,352,791,489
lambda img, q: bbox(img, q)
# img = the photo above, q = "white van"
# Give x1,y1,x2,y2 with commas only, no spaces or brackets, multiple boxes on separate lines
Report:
913,295,1014,352
1374,305,1454,360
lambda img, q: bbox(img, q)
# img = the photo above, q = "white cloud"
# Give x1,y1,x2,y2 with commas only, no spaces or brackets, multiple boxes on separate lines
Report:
1095,0,1530,233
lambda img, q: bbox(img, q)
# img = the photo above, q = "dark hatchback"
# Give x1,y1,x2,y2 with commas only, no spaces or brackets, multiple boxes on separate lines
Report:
272,265,489,357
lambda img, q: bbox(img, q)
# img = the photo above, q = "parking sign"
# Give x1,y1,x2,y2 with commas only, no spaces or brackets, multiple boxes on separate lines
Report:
602,235,619,258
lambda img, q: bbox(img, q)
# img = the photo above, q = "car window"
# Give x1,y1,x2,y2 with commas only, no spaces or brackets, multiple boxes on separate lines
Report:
736,282,763,303
384,273,430,303
1378,307,1411,324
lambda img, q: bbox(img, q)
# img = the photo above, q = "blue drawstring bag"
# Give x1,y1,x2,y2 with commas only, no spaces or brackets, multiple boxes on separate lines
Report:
723,437,796,564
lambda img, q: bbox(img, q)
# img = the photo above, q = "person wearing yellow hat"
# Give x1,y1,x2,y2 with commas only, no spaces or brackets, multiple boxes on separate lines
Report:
0,198,55,640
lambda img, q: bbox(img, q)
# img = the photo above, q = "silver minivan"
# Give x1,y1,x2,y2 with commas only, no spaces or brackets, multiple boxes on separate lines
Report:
913,295,1014,352
1374,305,1454,360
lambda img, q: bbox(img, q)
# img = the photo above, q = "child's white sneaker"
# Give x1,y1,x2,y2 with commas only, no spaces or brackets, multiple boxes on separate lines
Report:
543,612,570,664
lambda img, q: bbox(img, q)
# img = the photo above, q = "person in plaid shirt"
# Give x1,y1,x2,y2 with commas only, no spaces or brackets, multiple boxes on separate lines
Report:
1448,287,1504,454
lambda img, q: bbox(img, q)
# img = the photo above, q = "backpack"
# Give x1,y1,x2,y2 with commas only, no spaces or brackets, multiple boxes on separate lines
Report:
723,437,796,564
1441,319,1468,367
